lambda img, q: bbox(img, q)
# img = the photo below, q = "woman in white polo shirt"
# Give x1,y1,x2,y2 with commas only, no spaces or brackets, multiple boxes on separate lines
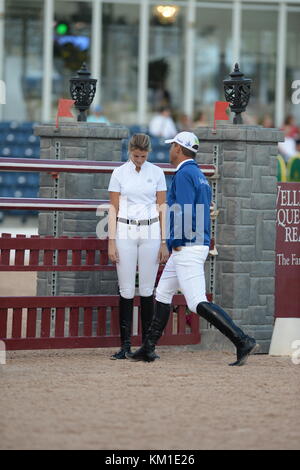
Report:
108,133,169,359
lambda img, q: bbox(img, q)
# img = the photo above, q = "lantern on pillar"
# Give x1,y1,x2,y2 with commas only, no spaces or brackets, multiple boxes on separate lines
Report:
69,63,97,122
223,63,252,124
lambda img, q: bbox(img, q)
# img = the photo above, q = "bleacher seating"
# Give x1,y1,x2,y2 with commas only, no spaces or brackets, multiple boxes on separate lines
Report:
0,121,40,222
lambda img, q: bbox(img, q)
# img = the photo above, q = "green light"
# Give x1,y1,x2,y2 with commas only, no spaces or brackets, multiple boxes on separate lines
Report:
56,23,68,35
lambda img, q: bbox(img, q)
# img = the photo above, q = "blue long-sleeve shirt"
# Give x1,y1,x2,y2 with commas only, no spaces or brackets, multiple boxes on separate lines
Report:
167,160,212,251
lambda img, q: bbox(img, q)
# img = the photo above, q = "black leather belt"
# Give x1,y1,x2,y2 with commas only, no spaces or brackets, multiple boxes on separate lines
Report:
117,217,159,226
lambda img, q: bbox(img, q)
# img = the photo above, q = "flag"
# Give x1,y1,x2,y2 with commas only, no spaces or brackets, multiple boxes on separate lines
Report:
213,101,229,130
56,99,75,128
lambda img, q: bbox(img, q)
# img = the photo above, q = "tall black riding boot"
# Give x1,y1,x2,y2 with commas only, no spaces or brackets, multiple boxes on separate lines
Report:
196,302,258,366
140,295,154,343
129,301,171,362
111,296,134,360
140,295,160,359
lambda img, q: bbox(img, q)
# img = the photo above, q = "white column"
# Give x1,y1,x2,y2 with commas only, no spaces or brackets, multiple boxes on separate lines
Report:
91,0,102,106
0,0,5,118
183,0,196,119
0,0,3,80
0,0,6,120
269,318,300,357
232,0,242,66
137,0,150,125
42,0,54,123
275,2,287,128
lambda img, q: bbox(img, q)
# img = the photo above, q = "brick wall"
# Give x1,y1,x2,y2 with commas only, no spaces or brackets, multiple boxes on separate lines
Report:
195,124,284,352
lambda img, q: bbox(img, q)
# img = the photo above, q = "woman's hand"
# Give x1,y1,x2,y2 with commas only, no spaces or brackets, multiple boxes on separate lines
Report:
158,243,169,264
108,239,119,263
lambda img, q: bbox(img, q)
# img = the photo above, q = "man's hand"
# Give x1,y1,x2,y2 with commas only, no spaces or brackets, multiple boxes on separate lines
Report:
210,201,219,220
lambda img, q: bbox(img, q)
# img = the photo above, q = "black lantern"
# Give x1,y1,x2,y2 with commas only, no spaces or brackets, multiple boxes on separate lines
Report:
69,63,97,122
223,63,252,124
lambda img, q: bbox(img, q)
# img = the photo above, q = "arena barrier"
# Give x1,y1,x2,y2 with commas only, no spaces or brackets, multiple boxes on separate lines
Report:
0,159,217,351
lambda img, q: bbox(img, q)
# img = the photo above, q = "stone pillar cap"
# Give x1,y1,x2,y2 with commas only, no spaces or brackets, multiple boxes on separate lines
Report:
193,124,284,143
34,122,129,139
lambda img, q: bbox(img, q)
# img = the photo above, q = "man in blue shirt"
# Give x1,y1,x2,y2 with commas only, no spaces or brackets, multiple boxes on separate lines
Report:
130,132,257,366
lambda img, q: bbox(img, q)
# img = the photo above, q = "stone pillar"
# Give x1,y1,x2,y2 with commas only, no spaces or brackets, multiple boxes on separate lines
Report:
194,124,284,353
34,123,128,297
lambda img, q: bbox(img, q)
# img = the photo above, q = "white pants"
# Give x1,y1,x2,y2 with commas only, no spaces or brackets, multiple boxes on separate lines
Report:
115,221,161,299
156,245,209,313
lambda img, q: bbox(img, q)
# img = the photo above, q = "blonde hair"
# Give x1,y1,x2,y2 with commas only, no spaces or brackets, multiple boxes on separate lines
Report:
128,133,152,153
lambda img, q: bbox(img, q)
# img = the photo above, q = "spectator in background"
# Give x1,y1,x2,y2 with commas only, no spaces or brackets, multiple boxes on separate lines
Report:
278,125,297,162
278,115,300,162
149,107,177,139
295,138,300,155
283,115,299,138
243,114,257,125
193,110,208,128
176,112,193,132
259,114,274,128
87,105,110,124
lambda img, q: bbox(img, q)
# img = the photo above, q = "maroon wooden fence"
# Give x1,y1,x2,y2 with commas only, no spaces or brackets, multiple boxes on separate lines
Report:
0,234,202,350
0,233,112,271
0,294,198,351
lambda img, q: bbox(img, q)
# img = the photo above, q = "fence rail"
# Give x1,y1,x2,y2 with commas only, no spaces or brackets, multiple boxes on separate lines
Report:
0,234,112,271
0,198,108,211
0,294,200,350
0,233,216,272
0,158,217,176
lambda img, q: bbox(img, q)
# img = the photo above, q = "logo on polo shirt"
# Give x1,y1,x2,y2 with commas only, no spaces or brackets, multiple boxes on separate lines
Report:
199,177,210,186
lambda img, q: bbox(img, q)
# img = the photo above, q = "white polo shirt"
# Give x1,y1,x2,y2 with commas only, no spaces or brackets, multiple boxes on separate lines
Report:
108,159,167,220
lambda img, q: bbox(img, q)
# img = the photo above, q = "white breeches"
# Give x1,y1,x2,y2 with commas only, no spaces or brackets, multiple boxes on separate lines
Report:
115,221,161,299
156,245,209,313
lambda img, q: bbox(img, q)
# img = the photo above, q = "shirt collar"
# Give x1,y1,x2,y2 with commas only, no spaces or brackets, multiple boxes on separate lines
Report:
128,159,136,170
175,159,195,172
128,159,147,173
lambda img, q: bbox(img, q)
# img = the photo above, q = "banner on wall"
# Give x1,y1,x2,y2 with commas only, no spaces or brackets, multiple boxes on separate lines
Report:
275,182,300,318
270,182,300,356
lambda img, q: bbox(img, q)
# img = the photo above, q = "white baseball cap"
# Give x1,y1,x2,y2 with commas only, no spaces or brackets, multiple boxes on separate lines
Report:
165,131,200,153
